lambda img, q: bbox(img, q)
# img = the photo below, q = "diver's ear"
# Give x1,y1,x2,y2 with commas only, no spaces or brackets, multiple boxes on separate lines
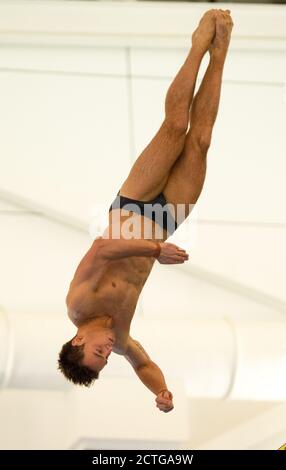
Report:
71,335,84,346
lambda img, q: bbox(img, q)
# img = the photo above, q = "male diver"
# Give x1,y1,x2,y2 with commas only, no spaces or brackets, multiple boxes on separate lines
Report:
59,9,233,413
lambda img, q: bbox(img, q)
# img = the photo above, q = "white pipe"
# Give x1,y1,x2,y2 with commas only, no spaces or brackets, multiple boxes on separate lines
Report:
1,311,286,400
0,310,72,390
0,307,11,388
121,316,286,401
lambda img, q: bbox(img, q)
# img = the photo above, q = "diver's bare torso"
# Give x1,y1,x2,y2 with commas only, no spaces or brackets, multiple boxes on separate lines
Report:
66,208,168,354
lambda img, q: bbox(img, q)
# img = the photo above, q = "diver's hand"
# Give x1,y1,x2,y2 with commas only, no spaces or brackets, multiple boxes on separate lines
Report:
157,242,189,264
155,389,174,413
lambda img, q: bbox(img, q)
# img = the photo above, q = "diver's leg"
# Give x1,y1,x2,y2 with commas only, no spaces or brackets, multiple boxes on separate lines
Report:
119,10,217,201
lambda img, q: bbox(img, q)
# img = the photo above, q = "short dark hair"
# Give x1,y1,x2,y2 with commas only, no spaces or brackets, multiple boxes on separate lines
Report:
58,338,99,386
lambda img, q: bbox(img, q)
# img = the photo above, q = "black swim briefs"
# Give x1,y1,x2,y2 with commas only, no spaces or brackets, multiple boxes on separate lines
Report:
108,190,178,235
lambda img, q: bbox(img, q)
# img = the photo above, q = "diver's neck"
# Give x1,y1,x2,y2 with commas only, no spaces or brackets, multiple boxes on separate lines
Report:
78,315,114,333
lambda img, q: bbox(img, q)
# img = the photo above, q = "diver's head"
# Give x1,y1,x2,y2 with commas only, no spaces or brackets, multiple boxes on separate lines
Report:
58,318,115,386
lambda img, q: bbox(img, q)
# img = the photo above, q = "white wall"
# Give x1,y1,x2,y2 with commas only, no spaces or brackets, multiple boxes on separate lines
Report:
0,378,189,450
0,0,285,450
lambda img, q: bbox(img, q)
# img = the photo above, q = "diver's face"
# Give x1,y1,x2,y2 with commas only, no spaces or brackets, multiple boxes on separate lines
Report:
81,330,114,372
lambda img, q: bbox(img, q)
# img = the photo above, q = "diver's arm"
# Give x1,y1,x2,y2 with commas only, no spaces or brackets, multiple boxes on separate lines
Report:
95,238,161,260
